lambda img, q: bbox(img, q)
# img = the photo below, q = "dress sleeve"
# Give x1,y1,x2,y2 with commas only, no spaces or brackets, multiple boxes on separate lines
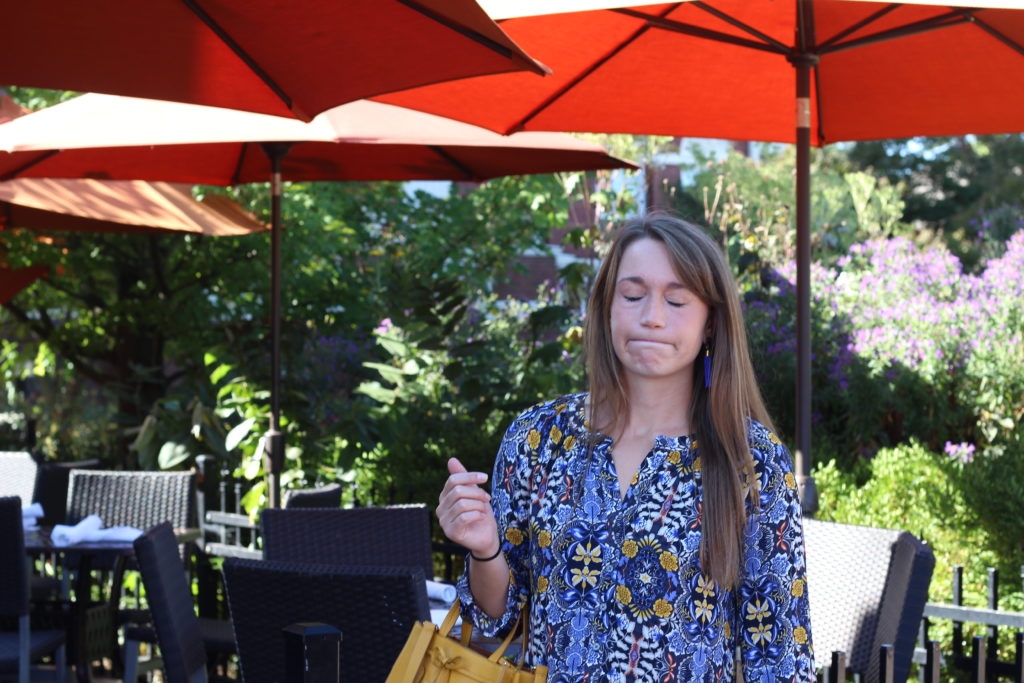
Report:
735,425,817,683
455,409,536,637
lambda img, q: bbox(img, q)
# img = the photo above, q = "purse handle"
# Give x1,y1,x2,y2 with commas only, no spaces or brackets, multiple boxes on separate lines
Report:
439,599,526,665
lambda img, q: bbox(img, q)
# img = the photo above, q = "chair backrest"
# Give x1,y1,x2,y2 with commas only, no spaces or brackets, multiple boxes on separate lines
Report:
804,518,935,683
66,470,197,529
222,558,429,683
283,482,343,509
261,504,434,579
0,495,30,618
0,451,40,503
133,522,208,683
32,458,103,526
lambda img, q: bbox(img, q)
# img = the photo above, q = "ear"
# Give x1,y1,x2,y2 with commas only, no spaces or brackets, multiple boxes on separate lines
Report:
703,308,715,340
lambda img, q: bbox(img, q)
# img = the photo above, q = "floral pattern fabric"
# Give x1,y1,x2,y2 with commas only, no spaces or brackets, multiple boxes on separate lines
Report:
456,392,815,683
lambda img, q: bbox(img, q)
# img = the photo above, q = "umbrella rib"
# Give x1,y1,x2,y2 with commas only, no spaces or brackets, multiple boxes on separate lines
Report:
613,6,784,54
181,0,295,114
970,14,1024,58
0,150,61,181
232,144,251,186
819,10,976,56
815,3,901,52
682,3,790,53
400,0,547,75
427,146,478,181
511,6,675,131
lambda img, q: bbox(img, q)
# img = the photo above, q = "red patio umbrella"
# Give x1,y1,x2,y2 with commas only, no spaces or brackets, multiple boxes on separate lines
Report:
3,0,548,121
374,0,1024,511
0,93,636,505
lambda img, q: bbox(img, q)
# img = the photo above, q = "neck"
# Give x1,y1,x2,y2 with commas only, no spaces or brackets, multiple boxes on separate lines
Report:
621,376,693,438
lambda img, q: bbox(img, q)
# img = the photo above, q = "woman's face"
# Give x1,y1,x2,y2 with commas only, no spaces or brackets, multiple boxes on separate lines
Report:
609,237,710,385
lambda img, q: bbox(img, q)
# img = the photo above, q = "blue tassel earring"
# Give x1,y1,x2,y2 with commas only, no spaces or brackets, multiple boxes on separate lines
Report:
703,343,712,389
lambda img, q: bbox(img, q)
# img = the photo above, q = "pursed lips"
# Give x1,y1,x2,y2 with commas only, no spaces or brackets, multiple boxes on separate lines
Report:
629,337,674,347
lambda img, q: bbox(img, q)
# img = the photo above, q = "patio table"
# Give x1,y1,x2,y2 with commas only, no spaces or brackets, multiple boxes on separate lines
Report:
24,526,201,683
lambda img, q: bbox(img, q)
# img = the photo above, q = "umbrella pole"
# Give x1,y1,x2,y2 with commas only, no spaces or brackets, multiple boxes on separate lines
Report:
793,51,818,515
262,142,292,509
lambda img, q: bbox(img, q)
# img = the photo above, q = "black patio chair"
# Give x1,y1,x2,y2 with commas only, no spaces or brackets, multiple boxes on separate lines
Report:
282,482,343,509
124,522,235,683
222,558,429,683
260,504,434,579
64,470,197,677
0,495,68,683
32,459,102,527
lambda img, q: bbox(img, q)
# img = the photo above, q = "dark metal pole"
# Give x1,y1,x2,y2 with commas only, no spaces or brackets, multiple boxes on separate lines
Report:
792,5,818,514
261,142,292,509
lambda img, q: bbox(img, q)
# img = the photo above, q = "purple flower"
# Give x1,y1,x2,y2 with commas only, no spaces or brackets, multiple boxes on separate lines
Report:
944,441,976,464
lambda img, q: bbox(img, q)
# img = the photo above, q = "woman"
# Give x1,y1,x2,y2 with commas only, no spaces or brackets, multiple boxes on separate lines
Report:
437,212,815,682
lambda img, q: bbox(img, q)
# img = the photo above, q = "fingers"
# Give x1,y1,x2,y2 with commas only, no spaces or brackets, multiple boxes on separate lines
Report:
436,495,496,550
437,457,496,548
442,457,488,496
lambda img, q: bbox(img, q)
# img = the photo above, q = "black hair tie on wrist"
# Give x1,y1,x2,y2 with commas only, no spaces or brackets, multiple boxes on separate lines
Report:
470,545,503,562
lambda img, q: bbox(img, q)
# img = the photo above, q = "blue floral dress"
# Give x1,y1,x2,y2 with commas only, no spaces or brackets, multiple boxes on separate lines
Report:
456,393,815,683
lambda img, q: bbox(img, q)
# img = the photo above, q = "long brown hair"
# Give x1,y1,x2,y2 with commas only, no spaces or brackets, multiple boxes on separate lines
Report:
583,212,775,588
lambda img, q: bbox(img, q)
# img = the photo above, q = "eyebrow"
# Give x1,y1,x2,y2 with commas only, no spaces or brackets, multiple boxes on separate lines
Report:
617,275,688,291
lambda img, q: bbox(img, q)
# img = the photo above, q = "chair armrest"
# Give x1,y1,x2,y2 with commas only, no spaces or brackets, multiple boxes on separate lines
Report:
204,542,263,560
205,511,258,529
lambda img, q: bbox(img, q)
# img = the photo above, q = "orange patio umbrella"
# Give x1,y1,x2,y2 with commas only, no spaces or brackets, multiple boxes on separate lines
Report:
0,177,267,303
0,93,636,506
3,0,547,121
0,177,267,237
374,0,1024,511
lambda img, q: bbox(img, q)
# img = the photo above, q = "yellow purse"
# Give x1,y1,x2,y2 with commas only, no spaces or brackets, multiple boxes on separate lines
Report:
386,599,547,683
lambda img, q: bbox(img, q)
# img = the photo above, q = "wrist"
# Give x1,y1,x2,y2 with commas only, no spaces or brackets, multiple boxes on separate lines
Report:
470,543,503,562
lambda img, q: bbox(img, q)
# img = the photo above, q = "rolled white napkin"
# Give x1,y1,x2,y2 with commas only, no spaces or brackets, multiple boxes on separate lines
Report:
91,526,144,542
51,514,104,546
426,579,457,605
22,503,43,529
50,515,145,546
22,502,44,519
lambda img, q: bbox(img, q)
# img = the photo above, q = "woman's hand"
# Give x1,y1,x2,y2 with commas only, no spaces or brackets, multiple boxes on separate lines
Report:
437,457,500,559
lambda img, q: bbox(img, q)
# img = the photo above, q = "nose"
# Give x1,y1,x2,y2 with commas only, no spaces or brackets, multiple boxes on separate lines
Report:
640,296,665,327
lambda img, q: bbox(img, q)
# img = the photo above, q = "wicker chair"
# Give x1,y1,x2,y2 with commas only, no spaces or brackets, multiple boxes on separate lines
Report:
260,504,434,579
66,470,197,531
222,558,429,683
32,459,102,527
0,495,68,683
282,483,343,509
0,451,40,503
124,522,235,683
804,518,935,683
64,470,197,677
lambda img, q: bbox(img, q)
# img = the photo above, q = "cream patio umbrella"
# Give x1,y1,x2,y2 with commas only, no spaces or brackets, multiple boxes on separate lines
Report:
0,93,636,505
